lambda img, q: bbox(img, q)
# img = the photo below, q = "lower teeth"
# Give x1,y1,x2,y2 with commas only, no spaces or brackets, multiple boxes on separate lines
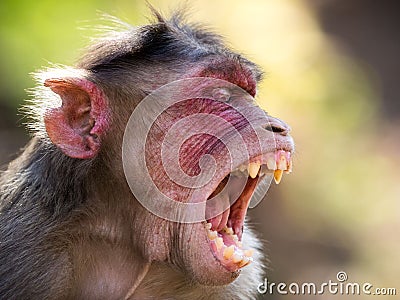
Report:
204,223,254,268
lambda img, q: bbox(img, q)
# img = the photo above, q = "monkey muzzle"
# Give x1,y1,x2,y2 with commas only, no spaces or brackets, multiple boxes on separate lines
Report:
204,148,293,272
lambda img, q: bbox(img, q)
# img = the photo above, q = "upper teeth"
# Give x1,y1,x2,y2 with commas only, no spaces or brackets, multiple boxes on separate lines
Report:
248,162,261,179
277,155,287,170
273,169,283,184
231,150,292,184
267,156,277,170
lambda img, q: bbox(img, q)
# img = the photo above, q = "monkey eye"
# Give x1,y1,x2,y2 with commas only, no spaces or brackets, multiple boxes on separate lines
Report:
212,88,231,102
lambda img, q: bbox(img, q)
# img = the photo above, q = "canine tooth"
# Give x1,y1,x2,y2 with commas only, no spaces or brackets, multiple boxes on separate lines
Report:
267,156,277,170
223,245,235,259
274,169,283,184
208,230,218,240
232,253,242,263
215,237,224,250
248,162,260,179
244,249,254,257
205,223,212,230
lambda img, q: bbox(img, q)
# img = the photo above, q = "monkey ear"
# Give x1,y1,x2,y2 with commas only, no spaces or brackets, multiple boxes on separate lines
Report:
43,77,111,159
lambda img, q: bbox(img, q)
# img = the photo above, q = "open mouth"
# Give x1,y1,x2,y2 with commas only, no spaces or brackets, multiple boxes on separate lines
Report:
204,149,292,272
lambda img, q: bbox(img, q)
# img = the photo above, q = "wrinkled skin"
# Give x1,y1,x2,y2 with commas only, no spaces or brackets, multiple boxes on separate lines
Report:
0,11,294,300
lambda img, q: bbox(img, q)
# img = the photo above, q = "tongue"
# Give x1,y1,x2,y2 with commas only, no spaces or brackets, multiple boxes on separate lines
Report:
206,176,258,239
205,177,230,230
227,177,258,240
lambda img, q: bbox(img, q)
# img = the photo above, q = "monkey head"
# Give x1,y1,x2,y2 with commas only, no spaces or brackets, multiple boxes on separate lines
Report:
34,11,294,288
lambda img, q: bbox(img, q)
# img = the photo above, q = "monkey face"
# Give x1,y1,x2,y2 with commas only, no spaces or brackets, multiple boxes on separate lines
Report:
121,62,294,285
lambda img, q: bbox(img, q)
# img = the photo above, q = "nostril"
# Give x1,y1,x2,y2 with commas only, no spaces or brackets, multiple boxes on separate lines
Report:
264,116,291,136
264,124,287,134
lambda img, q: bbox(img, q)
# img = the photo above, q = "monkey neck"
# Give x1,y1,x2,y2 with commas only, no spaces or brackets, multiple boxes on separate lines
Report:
87,168,173,262
0,137,171,264
1,137,92,217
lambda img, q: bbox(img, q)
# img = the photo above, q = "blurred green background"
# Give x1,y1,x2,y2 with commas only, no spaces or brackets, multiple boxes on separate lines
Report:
0,0,399,299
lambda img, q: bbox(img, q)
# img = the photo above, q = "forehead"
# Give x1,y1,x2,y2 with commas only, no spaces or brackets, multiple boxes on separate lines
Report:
78,14,263,83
